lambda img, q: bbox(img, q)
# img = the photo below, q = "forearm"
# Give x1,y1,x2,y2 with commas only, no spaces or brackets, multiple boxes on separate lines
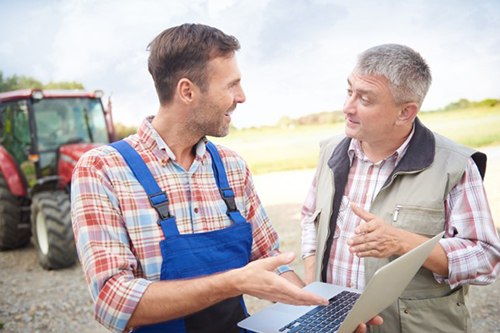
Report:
304,255,316,285
396,229,449,276
128,253,329,329
127,270,240,328
280,270,306,288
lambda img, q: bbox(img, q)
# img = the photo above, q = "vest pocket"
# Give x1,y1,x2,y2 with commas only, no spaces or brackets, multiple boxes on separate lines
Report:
398,287,471,333
392,204,444,236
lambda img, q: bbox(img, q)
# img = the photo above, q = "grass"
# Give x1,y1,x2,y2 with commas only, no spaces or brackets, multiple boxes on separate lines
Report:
210,106,500,175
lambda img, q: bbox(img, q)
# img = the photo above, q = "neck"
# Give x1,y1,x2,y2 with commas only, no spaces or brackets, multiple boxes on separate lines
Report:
151,107,201,171
361,126,412,163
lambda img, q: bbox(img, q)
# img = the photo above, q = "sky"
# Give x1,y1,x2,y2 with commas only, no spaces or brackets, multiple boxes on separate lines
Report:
1,0,499,128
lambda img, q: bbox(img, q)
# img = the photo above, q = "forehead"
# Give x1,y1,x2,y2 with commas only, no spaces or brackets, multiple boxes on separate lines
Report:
206,55,240,81
348,72,391,96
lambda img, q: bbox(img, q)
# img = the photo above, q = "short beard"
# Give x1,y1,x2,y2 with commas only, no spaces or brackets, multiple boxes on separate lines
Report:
190,101,231,138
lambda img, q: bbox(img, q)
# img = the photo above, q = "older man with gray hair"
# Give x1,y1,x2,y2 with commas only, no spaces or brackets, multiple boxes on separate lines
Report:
301,44,500,332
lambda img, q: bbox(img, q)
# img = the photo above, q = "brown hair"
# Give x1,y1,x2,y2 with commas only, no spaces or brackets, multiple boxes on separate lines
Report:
147,23,241,105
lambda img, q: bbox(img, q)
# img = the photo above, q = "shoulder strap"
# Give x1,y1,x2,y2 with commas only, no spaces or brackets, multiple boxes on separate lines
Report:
110,140,178,236
206,142,246,225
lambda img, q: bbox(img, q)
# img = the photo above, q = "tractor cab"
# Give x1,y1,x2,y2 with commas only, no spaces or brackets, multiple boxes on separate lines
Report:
0,89,116,269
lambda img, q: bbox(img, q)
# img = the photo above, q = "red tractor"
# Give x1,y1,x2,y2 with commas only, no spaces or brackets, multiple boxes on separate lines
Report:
0,89,116,269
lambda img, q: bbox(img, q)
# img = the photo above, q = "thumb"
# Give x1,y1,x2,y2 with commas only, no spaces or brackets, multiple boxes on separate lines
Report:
264,252,295,271
350,202,375,222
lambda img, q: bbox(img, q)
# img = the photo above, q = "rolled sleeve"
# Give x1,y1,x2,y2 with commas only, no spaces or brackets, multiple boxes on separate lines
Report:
433,158,500,288
71,155,148,332
301,176,318,259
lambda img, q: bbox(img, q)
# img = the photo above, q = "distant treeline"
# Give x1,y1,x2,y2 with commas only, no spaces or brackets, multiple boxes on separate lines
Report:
278,98,500,127
0,70,84,92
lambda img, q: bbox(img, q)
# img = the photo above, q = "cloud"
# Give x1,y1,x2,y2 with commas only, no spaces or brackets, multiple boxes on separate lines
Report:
1,0,499,128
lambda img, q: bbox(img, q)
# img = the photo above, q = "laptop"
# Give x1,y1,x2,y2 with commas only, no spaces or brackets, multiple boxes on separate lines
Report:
238,231,445,333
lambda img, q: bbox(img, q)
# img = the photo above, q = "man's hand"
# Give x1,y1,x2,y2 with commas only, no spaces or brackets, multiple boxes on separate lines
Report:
234,252,329,306
354,316,384,333
347,203,404,258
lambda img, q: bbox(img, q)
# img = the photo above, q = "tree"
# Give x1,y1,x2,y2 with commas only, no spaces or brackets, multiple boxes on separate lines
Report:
0,70,85,92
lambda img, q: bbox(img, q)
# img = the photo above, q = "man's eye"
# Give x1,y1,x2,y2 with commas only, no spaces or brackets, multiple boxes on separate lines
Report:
346,89,353,96
361,97,370,104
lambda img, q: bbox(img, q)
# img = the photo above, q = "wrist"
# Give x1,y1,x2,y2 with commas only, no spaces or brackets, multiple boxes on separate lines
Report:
225,266,245,297
395,228,410,255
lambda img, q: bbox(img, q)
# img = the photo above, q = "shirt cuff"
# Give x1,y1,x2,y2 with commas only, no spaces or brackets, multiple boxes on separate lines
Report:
276,264,293,275
95,277,152,333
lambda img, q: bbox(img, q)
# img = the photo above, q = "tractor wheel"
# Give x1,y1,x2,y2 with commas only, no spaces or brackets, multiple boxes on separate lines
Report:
31,191,77,270
0,172,31,250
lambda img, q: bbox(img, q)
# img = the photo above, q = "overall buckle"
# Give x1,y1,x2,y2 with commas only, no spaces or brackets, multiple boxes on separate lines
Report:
219,188,238,213
148,191,172,224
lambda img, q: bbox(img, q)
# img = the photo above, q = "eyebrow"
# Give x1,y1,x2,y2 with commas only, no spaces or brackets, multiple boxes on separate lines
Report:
228,77,241,87
347,78,375,97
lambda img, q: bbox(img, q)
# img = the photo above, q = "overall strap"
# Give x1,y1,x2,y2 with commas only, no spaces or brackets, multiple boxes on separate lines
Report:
110,140,179,236
206,142,246,225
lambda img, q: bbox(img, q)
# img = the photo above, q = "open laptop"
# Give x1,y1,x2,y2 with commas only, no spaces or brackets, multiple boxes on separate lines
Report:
238,231,445,333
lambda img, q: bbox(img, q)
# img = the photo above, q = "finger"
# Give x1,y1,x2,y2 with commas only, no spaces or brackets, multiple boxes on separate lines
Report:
350,203,376,222
353,323,367,333
347,233,370,246
366,315,384,326
348,239,372,252
261,252,296,271
265,278,329,306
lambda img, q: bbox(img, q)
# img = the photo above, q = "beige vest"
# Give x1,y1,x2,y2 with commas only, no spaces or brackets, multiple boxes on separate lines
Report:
312,120,486,333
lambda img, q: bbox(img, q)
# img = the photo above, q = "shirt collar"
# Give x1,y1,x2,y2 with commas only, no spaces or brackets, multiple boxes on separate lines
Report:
137,116,207,163
347,123,416,167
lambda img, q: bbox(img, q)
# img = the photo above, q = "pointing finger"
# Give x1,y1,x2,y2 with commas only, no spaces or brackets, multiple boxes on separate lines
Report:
350,203,375,222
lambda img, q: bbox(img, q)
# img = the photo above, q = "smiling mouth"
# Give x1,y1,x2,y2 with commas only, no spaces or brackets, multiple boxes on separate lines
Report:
225,105,237,117
346,118,359,125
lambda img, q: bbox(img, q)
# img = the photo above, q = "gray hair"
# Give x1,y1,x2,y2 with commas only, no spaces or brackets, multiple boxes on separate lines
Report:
354,44,432,108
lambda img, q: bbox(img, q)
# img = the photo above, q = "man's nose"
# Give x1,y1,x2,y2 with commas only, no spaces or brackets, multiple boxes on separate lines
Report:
343,95,355,115
235,85,246,104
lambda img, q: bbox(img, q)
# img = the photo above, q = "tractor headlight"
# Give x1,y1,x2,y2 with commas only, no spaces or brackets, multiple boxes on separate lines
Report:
31,90,44,100
93,90,104,98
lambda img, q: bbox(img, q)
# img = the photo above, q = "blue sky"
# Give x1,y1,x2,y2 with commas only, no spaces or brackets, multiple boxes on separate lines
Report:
1,0,499,128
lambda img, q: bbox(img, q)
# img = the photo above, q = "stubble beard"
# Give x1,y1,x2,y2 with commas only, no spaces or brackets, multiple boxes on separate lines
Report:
191,101,233,138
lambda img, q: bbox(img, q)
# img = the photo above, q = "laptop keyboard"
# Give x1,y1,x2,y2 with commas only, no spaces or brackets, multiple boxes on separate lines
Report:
278,290,361,333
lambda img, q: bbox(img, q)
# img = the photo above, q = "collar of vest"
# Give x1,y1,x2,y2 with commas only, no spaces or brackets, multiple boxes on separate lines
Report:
327,117,435,176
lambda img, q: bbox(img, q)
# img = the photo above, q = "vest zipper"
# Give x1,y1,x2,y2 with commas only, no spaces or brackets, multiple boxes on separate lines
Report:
393,205,402,222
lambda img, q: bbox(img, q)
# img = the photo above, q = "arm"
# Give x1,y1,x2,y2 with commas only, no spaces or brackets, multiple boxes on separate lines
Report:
301,175,319,284
347,159,500,286
72,155,328,332
127,252,328,328
347,203,449,276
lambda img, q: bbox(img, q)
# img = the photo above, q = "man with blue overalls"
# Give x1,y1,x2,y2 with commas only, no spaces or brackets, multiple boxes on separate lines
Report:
71,24,380,333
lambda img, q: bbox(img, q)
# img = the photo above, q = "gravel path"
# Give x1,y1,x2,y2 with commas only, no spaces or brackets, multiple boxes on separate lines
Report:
1,146,499,333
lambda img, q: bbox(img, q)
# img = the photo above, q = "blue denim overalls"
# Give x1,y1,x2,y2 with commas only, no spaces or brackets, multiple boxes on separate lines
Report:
111,140,253,333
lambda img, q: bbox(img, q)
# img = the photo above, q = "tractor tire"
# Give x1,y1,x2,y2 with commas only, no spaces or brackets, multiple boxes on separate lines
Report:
0,172,31,250
31,191,77,270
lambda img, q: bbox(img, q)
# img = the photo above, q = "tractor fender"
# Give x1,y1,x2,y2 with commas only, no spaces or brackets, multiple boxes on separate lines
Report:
58,143,102,188
0,145,26,197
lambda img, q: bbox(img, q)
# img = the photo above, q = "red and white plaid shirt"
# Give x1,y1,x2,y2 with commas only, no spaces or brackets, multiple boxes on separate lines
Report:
301,130,500,290
71,117,285,333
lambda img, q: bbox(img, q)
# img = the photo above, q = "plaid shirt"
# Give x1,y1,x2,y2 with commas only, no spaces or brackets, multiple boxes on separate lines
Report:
71,117,286,333
301,131,500,290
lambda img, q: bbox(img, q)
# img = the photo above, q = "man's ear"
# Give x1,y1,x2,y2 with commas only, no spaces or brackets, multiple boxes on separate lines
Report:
176,78,197,105
396,102,419,125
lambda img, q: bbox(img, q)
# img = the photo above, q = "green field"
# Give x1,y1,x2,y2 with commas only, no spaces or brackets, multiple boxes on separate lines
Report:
210,106,500,175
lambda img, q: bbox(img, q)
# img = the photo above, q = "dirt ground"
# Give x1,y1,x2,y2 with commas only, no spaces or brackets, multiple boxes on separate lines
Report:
1,146,499,332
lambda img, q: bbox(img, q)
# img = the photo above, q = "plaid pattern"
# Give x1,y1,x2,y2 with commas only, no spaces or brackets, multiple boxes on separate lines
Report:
71,117,285,333
302,133,500,290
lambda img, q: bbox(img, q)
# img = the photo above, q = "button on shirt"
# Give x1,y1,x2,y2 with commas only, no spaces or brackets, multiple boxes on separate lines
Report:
71,116,286,333
301,129,500,290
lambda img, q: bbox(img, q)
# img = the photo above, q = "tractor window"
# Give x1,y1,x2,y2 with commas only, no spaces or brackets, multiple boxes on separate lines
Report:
0,100,31,164
32,97,109,151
